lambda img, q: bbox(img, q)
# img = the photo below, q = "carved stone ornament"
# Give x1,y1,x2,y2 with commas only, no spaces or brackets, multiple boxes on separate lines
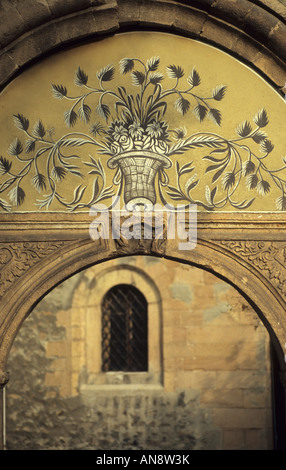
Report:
220,240,286,300
0,241,66,299
113,219,167,255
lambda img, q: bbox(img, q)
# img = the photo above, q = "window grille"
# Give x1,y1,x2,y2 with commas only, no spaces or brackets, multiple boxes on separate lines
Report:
101,284,148,372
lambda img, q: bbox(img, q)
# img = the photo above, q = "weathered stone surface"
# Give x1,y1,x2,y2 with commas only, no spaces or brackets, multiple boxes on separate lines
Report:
0,0,285,92
0,0,285,452
267,20,286,62
0,1,25,47
243,3,280,43
200,16,238,50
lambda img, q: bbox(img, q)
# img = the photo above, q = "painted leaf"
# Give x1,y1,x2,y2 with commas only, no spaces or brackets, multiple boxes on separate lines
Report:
13,113,29,131
147,57,160,71
70,185,87,204
52,84,67,99
246,173,259,189
222,171,235,190
33,119,46,138
79,104,91,123
0,198,11,212
119,58,134,74
212,85,227,101
96,103,110,121
8,138,23,156
252,131,267,143
166,64,184,79
0,157,12,174
64,109,78,127
74,66,88,86
208,108,222,126
205,185,212,204
97,65,115,82
132,71,145,86
9,186,25,206
62,138,89,147
276,195,286,211
187,68,201,87
185,174,198,193
205,161,225,173
178,161,194,176
254,108,269,128
203,155,226,163
211,186,217,202
166,185,184,200
212,162,229,184
52,166,66,182
260,139,274,154
194,104,207,122
90,177,100,203
25,139,36,153
231,198,255,209
149,73,164,85
257,180,271,195
236,120,252,137
175,97,190,115
243,160,255,176
205,185,217,205
31,173,46,192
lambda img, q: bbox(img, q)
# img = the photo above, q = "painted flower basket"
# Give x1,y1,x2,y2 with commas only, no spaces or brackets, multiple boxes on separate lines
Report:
1,55,278,213
107,150,171,207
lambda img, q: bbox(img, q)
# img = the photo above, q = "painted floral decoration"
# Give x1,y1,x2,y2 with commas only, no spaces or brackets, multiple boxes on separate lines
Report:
0,55,283,212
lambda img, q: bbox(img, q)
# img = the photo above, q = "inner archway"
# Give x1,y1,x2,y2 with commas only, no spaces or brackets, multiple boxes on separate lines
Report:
6,255,274,450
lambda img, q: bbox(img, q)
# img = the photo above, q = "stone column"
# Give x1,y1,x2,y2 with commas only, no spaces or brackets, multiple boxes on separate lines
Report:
0,371,9,450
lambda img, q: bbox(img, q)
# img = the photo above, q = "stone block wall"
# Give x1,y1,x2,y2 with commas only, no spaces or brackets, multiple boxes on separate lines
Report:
5,255,273,450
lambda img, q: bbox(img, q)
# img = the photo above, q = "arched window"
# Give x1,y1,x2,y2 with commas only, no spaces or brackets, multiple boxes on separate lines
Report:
101,284,148,372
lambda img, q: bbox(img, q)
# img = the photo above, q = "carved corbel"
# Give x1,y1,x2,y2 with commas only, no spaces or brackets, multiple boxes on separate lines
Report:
0,241,67,300
112,217,167,256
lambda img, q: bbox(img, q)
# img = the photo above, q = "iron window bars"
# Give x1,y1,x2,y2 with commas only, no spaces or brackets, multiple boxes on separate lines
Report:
101,284,148,372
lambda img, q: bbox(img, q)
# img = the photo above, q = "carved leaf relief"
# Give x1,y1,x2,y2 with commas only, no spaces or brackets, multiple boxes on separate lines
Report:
220,241,286,298
0,242,65,298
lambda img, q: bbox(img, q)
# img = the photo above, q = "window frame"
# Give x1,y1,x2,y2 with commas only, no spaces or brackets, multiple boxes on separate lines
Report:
82,264,163,389
101,283,148,373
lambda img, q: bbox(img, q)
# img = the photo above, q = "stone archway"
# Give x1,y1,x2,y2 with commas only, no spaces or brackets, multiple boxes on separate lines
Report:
0,0,286,450
1,221,286,368
1,223,286,448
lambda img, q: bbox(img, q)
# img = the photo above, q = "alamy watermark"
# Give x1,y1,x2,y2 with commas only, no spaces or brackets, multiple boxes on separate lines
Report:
89,197,197,251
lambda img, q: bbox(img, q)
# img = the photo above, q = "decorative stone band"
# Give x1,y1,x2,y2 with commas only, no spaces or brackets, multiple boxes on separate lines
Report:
0,1,285,95
219,240,286,300
107,150,172,207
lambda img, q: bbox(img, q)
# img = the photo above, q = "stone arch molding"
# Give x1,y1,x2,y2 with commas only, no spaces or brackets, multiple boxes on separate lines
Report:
1,229,286,377
0,0,286,449
0,0,285,95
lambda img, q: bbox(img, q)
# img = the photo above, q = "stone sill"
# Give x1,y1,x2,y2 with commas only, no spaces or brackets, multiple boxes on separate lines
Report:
80,383,164,393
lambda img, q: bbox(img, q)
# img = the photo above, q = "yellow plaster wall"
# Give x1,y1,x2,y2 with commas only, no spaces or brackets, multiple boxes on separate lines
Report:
0,32,285,213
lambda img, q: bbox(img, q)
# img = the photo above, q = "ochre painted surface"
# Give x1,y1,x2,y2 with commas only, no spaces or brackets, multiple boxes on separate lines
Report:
0,32,285,213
